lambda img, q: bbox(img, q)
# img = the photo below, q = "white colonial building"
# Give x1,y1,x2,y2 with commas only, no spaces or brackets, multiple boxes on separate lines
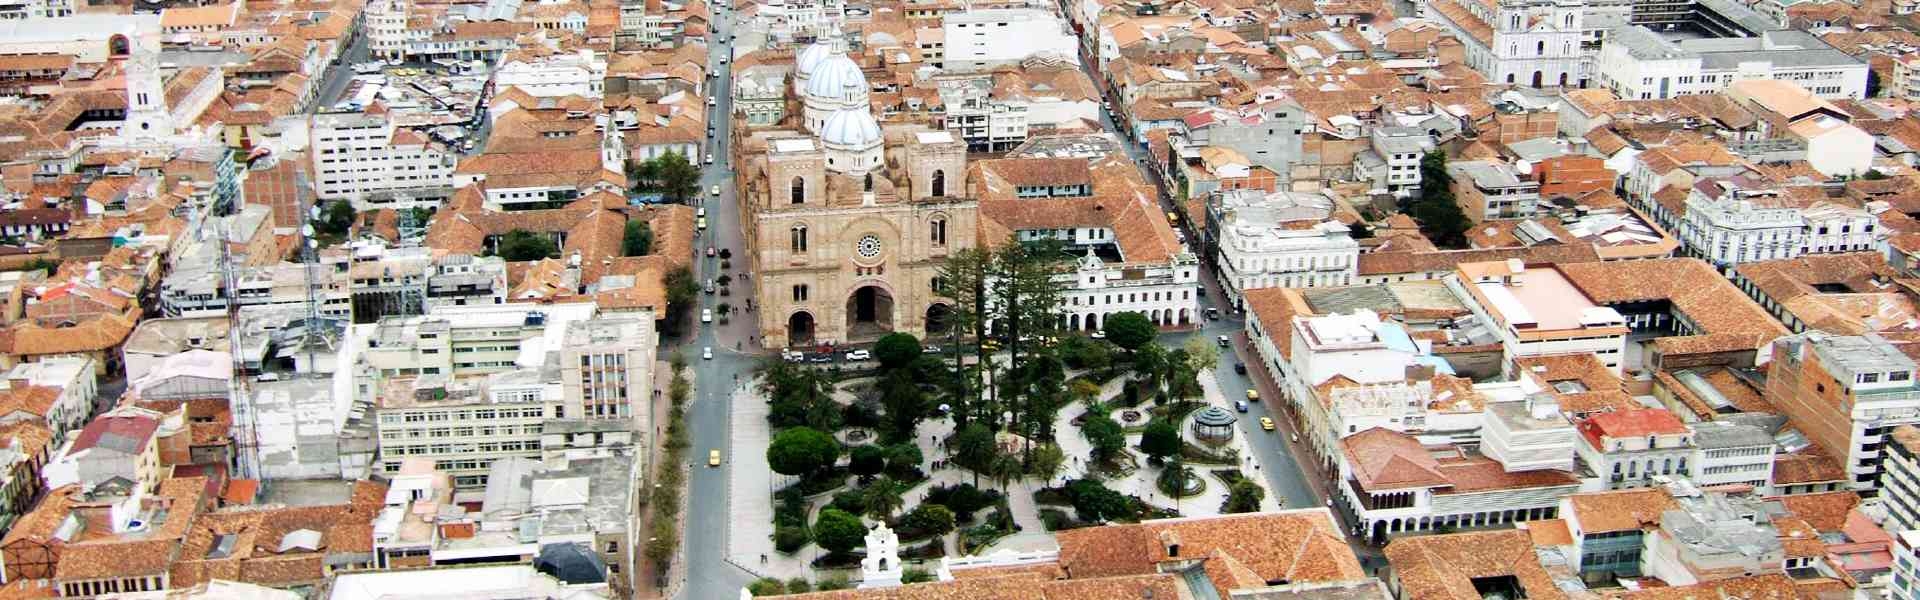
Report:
1688,420,1777,490
1428,0,1593,88
1574,407,1695,489
1209,189,1359,310
1678,179,1877,271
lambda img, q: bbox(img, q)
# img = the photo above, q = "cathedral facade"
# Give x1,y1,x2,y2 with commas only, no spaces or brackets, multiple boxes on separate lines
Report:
742,40,978,349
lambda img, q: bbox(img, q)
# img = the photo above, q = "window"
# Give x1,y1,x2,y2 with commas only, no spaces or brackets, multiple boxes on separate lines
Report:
793,284,810,302
791,224,808,252
790,176,805,204
931,217,947,246
931,169,946,196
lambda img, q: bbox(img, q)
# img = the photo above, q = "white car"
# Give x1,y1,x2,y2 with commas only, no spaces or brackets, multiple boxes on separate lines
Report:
696,206,707,218
703,347,713,360
1090,331,1106,339
701,309,713,323
845,349,871,361
711,185,721,196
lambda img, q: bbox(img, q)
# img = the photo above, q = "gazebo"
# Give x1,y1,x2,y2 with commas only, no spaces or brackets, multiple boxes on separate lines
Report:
1190,406,1238,443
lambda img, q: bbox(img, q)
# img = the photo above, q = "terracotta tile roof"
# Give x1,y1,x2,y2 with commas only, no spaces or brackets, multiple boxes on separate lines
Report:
1054,510,1363,588
1357,244,1600,277
1577,408,1687,448
1558,258,1787,355
777,572,1181,599
69,414,159,455
1342,428,1448,490
1611,573,1798,600
1655,368,1772,420
2,312,138,357
1386,530,1565,600
1773,491,1862,532
1734,253,1893,307
0,385,59,419
974,154,1180,264
1773,450,1849,486
1244,287,1312,359
55,539,176,580
1524,519,1573,547
1565,487,1680,534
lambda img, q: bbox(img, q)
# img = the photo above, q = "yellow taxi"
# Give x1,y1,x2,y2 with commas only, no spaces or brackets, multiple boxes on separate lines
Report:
708,449,722,467
1245,389,1260,402
1260,417,1275,431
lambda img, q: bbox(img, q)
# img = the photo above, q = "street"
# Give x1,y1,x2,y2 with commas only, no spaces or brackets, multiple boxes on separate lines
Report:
310,22,370,114
679,5,760,598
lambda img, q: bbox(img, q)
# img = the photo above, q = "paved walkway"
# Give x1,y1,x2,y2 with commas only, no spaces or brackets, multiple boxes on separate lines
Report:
724,382,814,581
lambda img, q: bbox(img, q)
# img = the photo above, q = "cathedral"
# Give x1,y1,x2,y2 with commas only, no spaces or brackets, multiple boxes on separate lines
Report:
738,36,978,349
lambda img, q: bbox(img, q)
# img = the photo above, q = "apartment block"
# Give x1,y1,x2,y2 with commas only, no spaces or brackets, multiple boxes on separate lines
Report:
1765,332,1920,493
310,111,457,206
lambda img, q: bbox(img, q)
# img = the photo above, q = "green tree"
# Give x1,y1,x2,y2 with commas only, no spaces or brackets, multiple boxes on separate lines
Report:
873,333,923,371
861,477,906,520
1348,221,1374,239
987,452,1024,492
1182,336,1219,375
625,157,662,192
900,504,956,538
652,151,702,201
1069,379,1102,406
812,509,867,556
760,359,838,430
883,443,923,479
767,427,839,478
1066,479,1131,523
1028,443,1066,484
951,423,998,486
935,247,995,427
1081,408,1127,462
662,266,699,335
495,229,559,261
1131,343,1169,403
1413,151,1470,248
1221,478,1266,513
622,219,654,256
747,579,786,595
1139,421,1182,463
849,444,885,477
307,199,357,238
879,370,929,443
1103,312,1156,352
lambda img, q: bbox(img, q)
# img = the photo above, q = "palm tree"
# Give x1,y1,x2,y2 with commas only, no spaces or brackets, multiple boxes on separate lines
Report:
987,452,1024,493
863,477,905,521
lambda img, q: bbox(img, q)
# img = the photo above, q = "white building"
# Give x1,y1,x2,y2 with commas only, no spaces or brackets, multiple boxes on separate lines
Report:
1574,408,1694,489
1339,427,1581,544
1427,0,1592,88
939,9,1076,72
936,76,1031,154
494,49,607,98
1445,260,1628,376
1059,249,1202,332
1884,426,1920,532
1209,189,1359,310
1688,420,1776,490
1895,531,1920,600
310,111,457,204
0,357,96,438
1481,395,1579,473
1789,115,1877,178
366,0,408,60
1677,179,1877,271
1597,27,1869,101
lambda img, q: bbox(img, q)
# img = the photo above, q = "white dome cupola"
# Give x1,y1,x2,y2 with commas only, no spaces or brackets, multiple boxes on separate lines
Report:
821,108,883,176
793,41,836,95
803,54,870,134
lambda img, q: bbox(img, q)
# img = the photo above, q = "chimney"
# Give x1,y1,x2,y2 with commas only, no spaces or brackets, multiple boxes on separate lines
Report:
1158,530,1182,558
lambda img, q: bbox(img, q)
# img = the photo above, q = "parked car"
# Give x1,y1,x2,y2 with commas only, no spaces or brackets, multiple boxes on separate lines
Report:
1090,330,1106,339
846,349,872,361
1216,335,1229,347
711,185,721,196
701,309,713,323
703,346,713,360
808,354,833,363
697,206,707,218
783,351,804,363
704,279,716,294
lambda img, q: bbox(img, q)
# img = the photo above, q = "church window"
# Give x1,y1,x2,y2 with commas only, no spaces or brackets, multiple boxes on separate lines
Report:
791,224,809,252
790,177,805,204
931,169,946,196
931,217,947,246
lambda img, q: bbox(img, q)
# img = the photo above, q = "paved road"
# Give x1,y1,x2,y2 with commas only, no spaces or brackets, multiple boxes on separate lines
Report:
310,21,370,113
681,5,759,599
